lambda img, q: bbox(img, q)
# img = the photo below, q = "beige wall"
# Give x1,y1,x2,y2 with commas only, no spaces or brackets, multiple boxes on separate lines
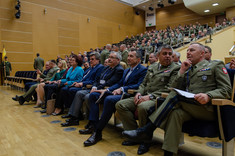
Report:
155,3,216,30
226,6,235,20
177,26,235,62
0,0,145,75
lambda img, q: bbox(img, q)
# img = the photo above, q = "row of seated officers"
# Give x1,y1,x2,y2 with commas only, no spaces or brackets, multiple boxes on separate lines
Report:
12,43,231,156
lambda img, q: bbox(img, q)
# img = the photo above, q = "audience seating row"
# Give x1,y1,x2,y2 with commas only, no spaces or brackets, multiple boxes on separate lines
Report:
4,71,37,89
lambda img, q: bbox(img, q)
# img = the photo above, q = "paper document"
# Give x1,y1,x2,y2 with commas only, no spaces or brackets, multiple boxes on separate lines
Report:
173,88,195,98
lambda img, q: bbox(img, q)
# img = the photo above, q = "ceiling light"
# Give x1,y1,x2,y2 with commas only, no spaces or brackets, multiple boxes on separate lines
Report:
142,5,146,8
212,3,219,6
204,10,210,13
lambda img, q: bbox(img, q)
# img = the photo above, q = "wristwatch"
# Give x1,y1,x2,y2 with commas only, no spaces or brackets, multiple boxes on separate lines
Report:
149,94,154,100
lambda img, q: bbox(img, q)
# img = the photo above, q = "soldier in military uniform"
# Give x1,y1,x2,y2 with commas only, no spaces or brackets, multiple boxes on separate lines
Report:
122,42,232,156
34,53,44,72
1,56,12,77
162,34,170,45
116,44,180,155
100,44,112,65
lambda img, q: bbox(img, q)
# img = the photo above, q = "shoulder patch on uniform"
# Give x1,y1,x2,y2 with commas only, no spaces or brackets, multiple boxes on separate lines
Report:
222,68,228,74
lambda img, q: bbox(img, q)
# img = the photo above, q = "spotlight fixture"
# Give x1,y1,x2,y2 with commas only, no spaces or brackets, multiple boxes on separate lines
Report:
15,0,21,19
135,10,140,15
157,3,164,8
15,10,21,19
204,9,210,13
15,3,20,10
149,6,154,11
168,0,177,4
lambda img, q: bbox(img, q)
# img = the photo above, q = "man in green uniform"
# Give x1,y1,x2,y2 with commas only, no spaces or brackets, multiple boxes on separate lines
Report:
1,56,12,77
13,60,59,105
116,44,180,155
34,53,44,72
119,44,129,69
100,44,112,65
122,42,232,156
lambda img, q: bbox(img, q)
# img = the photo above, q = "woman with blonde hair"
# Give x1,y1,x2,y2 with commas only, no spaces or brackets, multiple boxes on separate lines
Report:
34,60,67,108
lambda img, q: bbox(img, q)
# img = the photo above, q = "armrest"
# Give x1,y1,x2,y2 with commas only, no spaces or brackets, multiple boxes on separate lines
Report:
161,92,169,98
127,89,137,95
212,99,235,107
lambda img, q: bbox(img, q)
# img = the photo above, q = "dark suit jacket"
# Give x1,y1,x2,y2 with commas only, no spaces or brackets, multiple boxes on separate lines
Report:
108,63,147,92
93,64,124,90
81,64,104,86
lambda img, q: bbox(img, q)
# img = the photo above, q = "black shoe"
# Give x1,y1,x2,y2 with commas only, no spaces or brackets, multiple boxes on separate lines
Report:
122,140,139,146
40,109,47,113
164,150,173,156
61,114,72,119
12,95,20,101
52,110,64,116
122,128,153,142
61,119,79,127
79,126,94,135
83,132,102,146
18,96,25,105
137,143,151,155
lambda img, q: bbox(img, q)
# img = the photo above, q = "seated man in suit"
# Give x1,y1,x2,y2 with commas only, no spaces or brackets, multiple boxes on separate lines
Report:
54,52,104,115
116,44,180,155
122,43,232,156
12,60,59,105
60,51,124,125
81,50,147,147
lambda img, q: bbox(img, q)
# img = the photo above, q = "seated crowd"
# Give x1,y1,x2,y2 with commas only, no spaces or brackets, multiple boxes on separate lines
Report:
11,38,234,156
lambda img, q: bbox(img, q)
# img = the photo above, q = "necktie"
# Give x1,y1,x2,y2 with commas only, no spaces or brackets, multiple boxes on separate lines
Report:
124,69,133,83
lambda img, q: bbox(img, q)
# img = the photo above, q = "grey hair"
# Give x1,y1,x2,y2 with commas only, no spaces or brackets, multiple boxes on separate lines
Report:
190,42,205,52
150,52,158,57
110,51,122,61
157,44,173,54
130,48,142,59
90,52,100,61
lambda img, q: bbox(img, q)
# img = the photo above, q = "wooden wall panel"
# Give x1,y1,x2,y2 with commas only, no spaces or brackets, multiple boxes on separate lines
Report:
0,0,145,76
226,6,235,20
155,3,216,30
1,30,32,43
97,26,113,47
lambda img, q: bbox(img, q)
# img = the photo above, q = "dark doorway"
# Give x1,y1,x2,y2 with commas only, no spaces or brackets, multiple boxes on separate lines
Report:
216,13,226,24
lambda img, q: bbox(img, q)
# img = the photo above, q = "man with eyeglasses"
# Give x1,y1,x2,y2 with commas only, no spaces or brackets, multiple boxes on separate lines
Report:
60,52,124,127
116,44,180,155
122,43,231,156
81,49,147,147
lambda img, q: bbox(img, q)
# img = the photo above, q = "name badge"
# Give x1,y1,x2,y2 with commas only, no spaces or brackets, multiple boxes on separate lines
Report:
100,80,105,84
202,75,207,81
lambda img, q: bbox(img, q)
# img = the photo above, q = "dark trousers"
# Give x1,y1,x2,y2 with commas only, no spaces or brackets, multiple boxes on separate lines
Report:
88,92,122,131
54,86,82,109
44,84,61,107
25,82,37,91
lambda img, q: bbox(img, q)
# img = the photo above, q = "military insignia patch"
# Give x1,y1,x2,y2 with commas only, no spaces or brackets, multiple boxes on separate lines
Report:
199,68,211,72
222,68,228,74
202,75,207,81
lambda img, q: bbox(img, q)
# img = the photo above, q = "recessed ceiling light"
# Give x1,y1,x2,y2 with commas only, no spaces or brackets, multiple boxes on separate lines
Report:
204,10,210,13
142,5,146,8
212,3,219,6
